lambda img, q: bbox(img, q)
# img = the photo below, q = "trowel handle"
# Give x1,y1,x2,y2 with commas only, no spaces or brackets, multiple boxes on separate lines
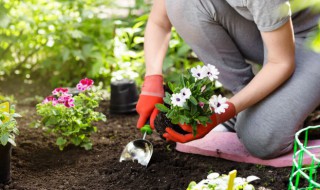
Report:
140,120,152,135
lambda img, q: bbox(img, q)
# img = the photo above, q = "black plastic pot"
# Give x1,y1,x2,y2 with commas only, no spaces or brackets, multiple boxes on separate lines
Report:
110,79,139,114
0,143,12,184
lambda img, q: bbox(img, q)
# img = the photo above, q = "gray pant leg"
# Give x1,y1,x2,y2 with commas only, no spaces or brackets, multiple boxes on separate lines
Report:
165,0,264,93
236,38,320,159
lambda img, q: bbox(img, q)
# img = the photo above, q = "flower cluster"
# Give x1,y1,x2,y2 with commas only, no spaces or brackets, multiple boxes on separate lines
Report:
156,64,228,131
187,172,259,190
169,65,228,114
76,78,94,91
43,78,94,108
191,65,219,81
36,78,106,150
171,88,191,107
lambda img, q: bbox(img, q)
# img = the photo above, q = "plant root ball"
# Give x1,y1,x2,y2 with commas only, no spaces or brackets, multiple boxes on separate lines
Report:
154,112,188,140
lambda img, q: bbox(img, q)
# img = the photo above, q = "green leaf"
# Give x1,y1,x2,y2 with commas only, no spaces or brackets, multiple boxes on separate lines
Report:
45,117,58,126
190,104,197,116
7,138,16,146
82,142,92,150
56,137,67,146
179,74,185,87
197,116,209,124
179,115,190,124
189,96,198,105
0,134,9,146
168,82,174,92
163,96,171,105
178,43,191,54
187,181,197,190
198,97,209,104
71,137,81,146
155,104,169,113
166,109,174,119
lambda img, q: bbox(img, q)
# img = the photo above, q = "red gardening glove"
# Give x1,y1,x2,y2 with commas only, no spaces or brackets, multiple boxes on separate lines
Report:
163,102,236,143
136,75,164,129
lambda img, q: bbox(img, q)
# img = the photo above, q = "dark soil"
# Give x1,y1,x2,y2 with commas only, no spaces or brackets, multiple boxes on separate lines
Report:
0,81,320,190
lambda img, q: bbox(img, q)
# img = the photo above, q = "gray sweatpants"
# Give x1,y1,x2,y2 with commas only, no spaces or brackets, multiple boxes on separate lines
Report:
165,0,320,159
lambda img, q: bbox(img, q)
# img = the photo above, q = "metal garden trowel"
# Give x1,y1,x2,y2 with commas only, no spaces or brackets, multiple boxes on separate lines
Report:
119,122,153,166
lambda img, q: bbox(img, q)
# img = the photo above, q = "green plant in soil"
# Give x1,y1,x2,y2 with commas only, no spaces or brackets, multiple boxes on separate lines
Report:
156,65,226,135
35,78,106,150
0,102,21,146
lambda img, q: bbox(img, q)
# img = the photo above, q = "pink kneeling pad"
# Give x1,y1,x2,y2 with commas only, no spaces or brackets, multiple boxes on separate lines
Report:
176,130,320,167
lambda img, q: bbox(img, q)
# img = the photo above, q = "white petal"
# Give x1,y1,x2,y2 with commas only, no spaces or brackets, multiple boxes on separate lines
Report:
246,176,260,183
244,184,255,190
207,172,220,179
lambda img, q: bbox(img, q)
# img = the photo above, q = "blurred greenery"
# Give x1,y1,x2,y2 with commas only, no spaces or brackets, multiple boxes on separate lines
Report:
291,0,320,52
0,0,319,96
0,0,198,94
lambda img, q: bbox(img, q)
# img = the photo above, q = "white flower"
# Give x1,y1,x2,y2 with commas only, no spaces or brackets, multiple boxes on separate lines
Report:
191,65,206,80
203,64,219,81
234,177,246,186
180,88,191,100
171,93,186,107
207,172,220,179
244,184,255,190
209,94,229,114
187,172,258,190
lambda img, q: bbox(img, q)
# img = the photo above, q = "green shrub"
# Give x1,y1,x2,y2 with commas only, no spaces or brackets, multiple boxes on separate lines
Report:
0,102,21,146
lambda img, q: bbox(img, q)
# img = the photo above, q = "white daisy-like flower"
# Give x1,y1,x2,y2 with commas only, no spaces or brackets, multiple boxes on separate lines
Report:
187,172,258,190
171,93,186,107
209,94,229,114
203,64,219,81
191,65,206,80
244,184,255,190
180,88,191,100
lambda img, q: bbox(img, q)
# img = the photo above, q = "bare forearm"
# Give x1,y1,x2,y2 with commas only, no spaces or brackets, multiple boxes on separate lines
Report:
229,61,294,113
144,22,171,76
229,20,295,113
144,0,172,76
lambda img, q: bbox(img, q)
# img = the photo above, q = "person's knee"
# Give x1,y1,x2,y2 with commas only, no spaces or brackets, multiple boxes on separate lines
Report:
240,133,293,159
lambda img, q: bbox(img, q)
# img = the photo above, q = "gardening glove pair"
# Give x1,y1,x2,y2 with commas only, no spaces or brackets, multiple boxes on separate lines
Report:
163,102,236,143
136,75,164,129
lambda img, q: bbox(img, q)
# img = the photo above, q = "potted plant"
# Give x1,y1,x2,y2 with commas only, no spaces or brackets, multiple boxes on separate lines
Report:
0,102,21,184
155,65,229,137
35,78,107,150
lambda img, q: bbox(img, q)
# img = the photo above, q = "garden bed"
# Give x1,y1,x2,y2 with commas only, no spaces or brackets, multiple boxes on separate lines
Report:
0,99,302,190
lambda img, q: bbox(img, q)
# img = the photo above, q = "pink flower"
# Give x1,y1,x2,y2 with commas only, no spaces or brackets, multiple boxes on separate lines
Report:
52,87,69,95
64,97,75,108
43,96,58,106
57,93,73,104
198,102,205,108
76,78,94,91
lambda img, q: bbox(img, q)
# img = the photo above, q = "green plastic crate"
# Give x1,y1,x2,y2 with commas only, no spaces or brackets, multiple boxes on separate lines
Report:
288,125,320,190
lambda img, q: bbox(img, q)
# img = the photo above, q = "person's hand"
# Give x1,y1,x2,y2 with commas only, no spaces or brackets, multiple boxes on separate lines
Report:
136,75,164,129
163,102,236,143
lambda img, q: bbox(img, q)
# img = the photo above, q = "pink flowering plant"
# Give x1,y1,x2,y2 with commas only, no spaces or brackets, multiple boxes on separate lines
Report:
35,78,106,150
155,65,229,135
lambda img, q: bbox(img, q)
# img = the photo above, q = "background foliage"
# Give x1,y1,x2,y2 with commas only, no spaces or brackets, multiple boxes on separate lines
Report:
0,0,199,92
0,0,319,95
